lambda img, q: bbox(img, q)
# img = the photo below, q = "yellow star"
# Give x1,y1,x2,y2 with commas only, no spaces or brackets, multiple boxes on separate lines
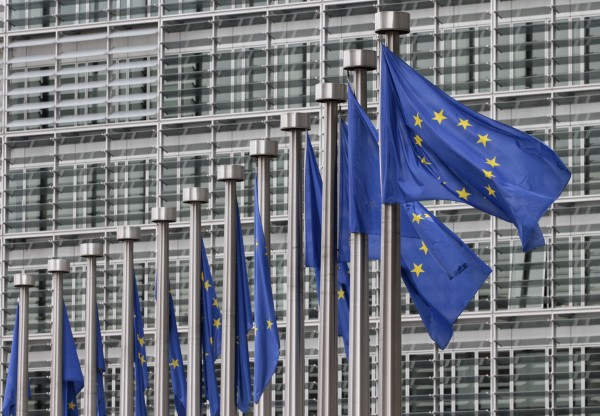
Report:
68,402,76,410
432,109,447,124
170,359,179,369
482,169,495,179
201,272,205,282
413,113,423,128
456,187,471,200
414,134,423,147
209,336,214,345
412,213,424,224
411,263,425,277
212,297,218,307
137,335,145,346
485,156,500,168
485,184,496,197
477,133,492,147
204,280,212,291
337,288,345,299
138,352,146,365
419,241,429,255
419,155,431,165
266,320,274,330
457,118,471,130
213,317,221,329
253,325,259,334
255,241,259,247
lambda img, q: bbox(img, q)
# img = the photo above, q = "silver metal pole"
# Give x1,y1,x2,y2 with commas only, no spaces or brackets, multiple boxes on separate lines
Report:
343,48,377,416
315,83,347,416
217,165,245,416
48,258,71,416
375,11,411,416
14,274,35,416
280,113,310,416
151,207,177,416
183,188,210,416
80,243,104,416
250,139,278,416
117,226,141,416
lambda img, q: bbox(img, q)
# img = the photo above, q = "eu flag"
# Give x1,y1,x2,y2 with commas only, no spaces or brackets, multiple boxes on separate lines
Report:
168,293,187,415
200,239,221,416
253,176,281,403
63,304,84,416
347,86,492,348
234,201,252,413
2,305,32,416
380,46,571,252
133,277,149,416
96,307,107,416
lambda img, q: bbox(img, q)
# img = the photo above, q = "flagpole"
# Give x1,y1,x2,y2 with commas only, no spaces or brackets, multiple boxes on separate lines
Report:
280,112,310,416
14,273,34,416
217,165,245,416
151,207,177,416
343,48,377,416
48,258,70,416
250,139,278,416
80,243,103,416
183,187,210,416
375,11,411,416
117,226,141,416
315,83,347,416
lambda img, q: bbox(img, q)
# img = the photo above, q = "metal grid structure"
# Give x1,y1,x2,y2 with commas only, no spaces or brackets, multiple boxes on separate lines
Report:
0,0,599,414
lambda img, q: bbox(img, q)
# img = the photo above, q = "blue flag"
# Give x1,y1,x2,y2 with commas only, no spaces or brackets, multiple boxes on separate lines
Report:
168,294,187,415
253,176,281,403
2,304,32,416
133,277,149,416
63,304,84,416
96,307,107,416
235,201,253,413
347,87,492,348
200,240,221,416
379,45,570,252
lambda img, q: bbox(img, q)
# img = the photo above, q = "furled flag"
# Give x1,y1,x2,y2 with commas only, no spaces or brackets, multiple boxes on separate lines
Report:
253,176,281,403
200,239,221,416
304,132,350,357
379,45,570,252
133,277,149,416
2,304,32,416
63,304,84,416
347,85,492,348
168,293,187,415
96,307,107,416
234,201,253,413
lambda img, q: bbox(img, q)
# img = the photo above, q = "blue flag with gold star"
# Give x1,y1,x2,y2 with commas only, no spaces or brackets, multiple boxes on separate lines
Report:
168,293,187,415
2,304,32,416
253,176,281,403
380,46,570,252
96,306,107,416
63,303,84,416
200,239,221,416
347,86,492,347
235,200,253,413
133,277,149,416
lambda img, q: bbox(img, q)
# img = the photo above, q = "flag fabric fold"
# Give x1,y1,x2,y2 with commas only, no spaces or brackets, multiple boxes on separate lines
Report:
133,277,149,416
63,303,84,416
96,307,107,416
168,294,187,415
252,176,280,403
234,201,253,413
379,45,570,252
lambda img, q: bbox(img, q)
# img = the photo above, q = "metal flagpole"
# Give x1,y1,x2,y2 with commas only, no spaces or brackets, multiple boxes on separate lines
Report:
117,226,141,416
217,165,245,416
374,11,411,416
343,48,377,416
250,139,278,416
183,187,210,416
280,112,310,416
315,82,347,416
48,258,71,416
80,243,104,416
151,207,177,416
14,273,34,416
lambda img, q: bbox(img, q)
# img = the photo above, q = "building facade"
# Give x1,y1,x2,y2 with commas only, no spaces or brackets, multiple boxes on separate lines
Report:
0,0,599,414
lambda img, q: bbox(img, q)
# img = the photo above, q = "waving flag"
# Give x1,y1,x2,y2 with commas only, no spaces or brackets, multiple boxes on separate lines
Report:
96,308,107,416
63,304,84,416
133,277,149,416
168,294,187,415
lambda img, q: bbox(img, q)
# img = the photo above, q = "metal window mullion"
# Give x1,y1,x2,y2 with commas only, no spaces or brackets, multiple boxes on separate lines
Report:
549,312,556,415
157,20,163,121
106,25,110,123
265,12,272,111
210,17,217,116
